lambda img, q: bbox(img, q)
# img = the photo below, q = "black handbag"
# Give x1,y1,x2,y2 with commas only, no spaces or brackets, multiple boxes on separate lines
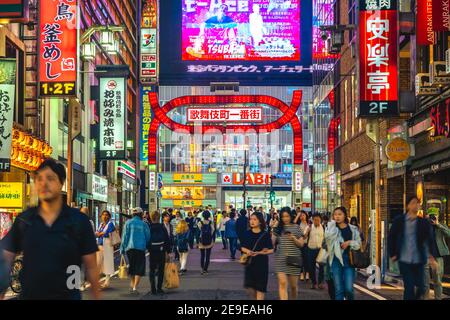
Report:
286,254,303,268
349,244,370,269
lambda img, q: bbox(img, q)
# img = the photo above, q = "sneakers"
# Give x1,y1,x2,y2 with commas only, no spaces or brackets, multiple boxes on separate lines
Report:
157,289,165,295
201,270,208,275
130,288,139,295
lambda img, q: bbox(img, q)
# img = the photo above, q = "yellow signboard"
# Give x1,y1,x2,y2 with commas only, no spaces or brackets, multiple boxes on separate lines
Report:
0,182,23,208
173,174,203,184
385,138,410,162
174,199,203,207
162,186,205,200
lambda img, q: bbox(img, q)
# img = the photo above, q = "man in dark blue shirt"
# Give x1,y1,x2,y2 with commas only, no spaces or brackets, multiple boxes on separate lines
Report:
0,159,100,300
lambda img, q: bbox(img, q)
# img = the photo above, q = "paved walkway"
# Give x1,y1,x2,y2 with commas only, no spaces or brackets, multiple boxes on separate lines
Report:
89,239,382,301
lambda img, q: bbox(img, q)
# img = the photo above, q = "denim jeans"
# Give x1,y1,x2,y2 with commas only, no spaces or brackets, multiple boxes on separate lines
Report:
307,248,324,285
398,262,426,300
331,255,355,300
228,237,238,258
220,231,228,249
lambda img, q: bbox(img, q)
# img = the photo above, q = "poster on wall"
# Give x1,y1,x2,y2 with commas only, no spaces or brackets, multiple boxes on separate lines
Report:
99,77,127,160
39,0,77,97
358,0,399,117
182,0,301,61
0,59,16,172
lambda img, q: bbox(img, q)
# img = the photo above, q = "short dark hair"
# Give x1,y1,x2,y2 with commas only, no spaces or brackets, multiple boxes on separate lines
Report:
202,210,211,220
312,213,322,220
36,158,66,184
239,209,247,216
407,195,420,205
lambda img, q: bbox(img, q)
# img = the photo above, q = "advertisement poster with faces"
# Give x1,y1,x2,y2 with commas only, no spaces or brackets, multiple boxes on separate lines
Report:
182,0,300,60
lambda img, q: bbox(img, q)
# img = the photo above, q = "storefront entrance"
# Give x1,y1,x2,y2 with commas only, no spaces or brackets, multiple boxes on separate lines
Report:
223,189,292,211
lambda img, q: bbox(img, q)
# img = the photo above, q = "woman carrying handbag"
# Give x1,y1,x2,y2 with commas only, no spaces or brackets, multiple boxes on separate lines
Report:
272,207,305,300
241,212,274,300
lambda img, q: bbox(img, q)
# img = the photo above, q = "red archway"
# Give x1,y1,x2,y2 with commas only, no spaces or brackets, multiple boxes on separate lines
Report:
147,91,303,165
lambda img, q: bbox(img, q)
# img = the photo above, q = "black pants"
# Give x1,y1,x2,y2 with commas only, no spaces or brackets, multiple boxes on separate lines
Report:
200,248,212,271
220,231,227,249
188,229,195,249
149,250,166,292
327,279,335,300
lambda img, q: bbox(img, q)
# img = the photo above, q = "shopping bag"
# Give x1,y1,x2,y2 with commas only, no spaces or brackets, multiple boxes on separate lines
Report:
163,261,179,289
316,248,329,265
118,255,128,280
110,229,122,246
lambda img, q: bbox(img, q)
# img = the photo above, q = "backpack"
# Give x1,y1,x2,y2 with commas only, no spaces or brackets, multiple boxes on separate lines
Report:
200,221,213,246
177,232,189,252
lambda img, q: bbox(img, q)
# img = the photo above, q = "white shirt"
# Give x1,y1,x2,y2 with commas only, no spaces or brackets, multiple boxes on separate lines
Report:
307,224,324,249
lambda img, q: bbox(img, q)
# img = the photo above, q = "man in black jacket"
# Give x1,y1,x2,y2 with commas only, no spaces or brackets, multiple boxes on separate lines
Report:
236,209,248,249
388,196,438,300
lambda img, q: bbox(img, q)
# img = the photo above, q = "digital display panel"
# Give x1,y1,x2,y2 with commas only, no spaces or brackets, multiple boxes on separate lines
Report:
182,0,300,61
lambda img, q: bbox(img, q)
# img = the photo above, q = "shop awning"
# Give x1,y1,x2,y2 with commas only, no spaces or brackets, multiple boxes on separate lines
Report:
410,148,450,173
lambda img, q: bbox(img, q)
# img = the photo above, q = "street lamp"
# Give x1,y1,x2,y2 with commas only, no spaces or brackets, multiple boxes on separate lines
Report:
81,42,96,61
100,29,115,47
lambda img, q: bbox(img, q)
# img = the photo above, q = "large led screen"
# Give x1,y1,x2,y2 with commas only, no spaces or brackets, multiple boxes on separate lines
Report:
182,0,300,61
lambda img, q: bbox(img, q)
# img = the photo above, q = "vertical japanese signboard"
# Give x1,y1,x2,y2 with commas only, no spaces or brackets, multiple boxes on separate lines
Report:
141,0,158,83
359,0,398,117
99,78,126,160
417,0,435,45
139,86,154,162
0,59,16,172
39,0,77,97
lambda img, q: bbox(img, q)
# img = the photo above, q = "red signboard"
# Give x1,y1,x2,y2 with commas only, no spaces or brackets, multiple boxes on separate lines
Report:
187,107,263,122
430,98,450,138
39,0,77,97
432,0,450,31
359,1,398,117
417,0,436,45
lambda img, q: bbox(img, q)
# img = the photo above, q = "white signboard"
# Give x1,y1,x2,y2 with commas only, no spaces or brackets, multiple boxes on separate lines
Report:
149,171,156,191
92,174,108,202
99,77,126,159
294,172,302,192
0,84,15,172
187,108,263,122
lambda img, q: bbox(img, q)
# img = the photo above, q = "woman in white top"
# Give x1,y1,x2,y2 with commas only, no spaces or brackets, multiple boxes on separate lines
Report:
96,210,116,288
306,214,325,289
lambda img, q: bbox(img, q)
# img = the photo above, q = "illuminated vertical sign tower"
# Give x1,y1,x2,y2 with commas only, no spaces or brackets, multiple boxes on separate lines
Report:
358,0,398,117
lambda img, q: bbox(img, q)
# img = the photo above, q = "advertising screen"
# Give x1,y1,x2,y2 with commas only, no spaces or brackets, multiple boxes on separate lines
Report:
182,0,300,61
160,0,312,86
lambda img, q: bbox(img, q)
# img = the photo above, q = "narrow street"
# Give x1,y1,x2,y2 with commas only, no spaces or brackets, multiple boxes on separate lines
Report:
91,240,397,301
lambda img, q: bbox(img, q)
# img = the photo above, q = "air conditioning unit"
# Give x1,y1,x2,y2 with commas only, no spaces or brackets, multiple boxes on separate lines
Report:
430,61,450,85
415,73,440,96
326,37,341,55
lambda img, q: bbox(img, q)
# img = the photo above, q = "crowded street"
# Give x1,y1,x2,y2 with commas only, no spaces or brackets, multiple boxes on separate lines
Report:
1,0,450,310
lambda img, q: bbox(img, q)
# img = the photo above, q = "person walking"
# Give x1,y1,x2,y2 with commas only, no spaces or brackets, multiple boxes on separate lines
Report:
388,196,438,300
306,213,325,289
350,216,365,242
120,207,151,294
225,211,239,260
241,212,274,300
148,211,171,295
325,207,362,300
96,210,116,289
294,210,310,281
162,211,174,253
185,211,196,249
218,212,229,250
0,159,100,300
426,213,450,300
273,207,305,300
170,211,183,261
236,209,249,248
175,220,190,274
198,210,215,275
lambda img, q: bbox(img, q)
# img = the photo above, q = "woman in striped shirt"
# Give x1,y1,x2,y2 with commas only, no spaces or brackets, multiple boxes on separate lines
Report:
273,207,305,300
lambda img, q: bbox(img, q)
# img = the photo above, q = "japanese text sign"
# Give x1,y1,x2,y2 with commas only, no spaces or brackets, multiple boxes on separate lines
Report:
0,182,23,208
39,0,77,96
0,59,16,172
99,77,126,160
187,107,263,122
359,0,398,117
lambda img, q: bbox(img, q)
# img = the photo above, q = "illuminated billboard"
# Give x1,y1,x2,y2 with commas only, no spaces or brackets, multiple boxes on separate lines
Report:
182,0,300,61
160,0,312,86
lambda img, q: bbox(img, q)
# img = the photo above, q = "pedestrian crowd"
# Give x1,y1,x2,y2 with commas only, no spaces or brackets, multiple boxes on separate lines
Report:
1,159,449,301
